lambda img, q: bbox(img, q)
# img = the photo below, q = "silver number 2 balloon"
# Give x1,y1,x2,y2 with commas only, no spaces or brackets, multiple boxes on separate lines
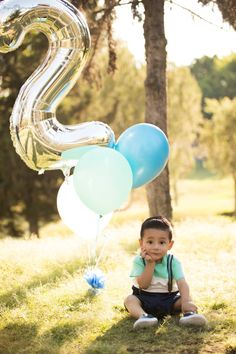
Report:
0,0,115,172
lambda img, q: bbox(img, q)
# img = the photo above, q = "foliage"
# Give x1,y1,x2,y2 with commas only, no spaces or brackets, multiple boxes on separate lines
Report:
167,65,203,203
201,97,236,175
74,0,236,220
2,0,234,236
0,26,144,237
191,54,236,117
58,44,145,137
0,0,123,237
72,0,119,75
198,0,236,30
0,33,62,237
200,97,236,214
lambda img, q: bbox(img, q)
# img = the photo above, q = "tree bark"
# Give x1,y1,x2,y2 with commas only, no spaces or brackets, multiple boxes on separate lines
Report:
142,0,172,219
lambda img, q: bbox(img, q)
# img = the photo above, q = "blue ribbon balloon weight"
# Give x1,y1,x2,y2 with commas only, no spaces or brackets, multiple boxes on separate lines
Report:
83,215,109,296
84,267,106,296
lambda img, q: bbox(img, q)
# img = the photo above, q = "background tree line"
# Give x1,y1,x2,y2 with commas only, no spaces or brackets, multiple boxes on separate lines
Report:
0,1,236,237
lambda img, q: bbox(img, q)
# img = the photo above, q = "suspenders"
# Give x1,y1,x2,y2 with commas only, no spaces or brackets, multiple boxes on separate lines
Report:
167,254,173,293
142,254,173,293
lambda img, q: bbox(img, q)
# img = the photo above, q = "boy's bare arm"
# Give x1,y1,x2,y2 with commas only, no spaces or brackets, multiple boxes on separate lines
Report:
136,248,156,289
136,260,155,289
177,278,198,313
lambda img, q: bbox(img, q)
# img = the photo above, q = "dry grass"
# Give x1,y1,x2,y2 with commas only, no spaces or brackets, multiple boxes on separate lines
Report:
0,178,235,353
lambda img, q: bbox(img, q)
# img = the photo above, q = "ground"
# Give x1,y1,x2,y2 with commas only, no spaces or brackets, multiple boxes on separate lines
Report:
0,178,235,353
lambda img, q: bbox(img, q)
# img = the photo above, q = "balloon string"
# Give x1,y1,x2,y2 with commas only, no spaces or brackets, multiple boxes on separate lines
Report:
95,234,110,268
86,215,103,268
62,166,71,182
87,241,92,268
93,215,102,262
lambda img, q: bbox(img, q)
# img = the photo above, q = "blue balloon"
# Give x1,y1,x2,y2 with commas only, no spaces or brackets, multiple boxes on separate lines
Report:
115,123,169,188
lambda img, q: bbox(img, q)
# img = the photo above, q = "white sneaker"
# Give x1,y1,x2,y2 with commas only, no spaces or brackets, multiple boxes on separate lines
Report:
133,314,158,329
179,312,207,327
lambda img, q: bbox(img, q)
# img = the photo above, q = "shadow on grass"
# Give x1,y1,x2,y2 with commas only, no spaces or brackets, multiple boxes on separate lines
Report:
0,321,81,354
83,315,209,354
218,211,236,218
69,289,102,311
42,321,80,347
0,323,38,354
0,257,85,309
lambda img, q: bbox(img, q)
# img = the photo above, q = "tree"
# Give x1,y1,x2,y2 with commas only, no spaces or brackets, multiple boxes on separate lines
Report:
191,54,236,117
167,65,203,204
0,0,121,238
141,0,236,218
1,0,235,235
0,33,61,237
70,0,172,218
59,0,236,220
139,0,171,218
201,97,236,215
58,44,145,136
0,31,144,237
198,0,236,30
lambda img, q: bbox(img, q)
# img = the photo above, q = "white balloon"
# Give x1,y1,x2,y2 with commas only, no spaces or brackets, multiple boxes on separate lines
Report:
57,176,113,239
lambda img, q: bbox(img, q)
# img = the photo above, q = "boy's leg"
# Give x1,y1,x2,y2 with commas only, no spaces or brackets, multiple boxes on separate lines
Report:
173,297,182,312
124,295,146,319
172,297,207,327
124,295,158,329
172,297,197,313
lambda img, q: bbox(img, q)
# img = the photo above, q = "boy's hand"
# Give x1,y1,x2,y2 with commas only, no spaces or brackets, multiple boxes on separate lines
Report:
181,301,198,314
140,248,155,263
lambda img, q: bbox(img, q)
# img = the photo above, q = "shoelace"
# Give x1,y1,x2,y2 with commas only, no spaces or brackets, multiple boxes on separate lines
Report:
183,311,196,317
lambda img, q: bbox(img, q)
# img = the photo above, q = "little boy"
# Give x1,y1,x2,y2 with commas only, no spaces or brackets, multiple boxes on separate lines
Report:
124,216,207,329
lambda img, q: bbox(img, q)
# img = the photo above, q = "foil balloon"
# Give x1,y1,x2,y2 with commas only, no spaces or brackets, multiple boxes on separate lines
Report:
0,0,115,172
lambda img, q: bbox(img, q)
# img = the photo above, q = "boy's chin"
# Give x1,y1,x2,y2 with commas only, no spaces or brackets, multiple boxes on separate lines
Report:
154,256,163,262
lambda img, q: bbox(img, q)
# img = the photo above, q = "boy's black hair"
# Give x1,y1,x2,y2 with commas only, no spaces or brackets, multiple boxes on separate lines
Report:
140,216,173,241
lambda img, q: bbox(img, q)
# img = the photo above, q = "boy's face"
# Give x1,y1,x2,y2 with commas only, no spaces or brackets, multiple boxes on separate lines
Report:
139,228,174,262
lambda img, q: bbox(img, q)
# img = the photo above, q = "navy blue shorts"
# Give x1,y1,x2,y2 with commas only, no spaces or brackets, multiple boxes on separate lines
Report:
132,286,181,319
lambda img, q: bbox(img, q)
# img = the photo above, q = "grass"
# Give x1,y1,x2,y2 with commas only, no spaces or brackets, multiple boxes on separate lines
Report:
0,177,235,353
173,177,234,219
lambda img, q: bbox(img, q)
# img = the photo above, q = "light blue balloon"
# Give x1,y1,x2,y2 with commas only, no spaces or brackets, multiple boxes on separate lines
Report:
73,147,133,215
61,146,96,161
115,123,169,188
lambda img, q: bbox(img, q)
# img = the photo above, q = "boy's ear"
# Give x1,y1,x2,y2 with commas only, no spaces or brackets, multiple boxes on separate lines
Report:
139,238,143,247
168,240,174,250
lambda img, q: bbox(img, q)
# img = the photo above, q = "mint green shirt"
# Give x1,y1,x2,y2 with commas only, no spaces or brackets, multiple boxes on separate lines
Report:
130,254,184,293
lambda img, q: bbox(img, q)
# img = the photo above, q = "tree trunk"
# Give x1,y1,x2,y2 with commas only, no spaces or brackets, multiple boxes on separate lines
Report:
142,0,172,219
28,213,40,238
